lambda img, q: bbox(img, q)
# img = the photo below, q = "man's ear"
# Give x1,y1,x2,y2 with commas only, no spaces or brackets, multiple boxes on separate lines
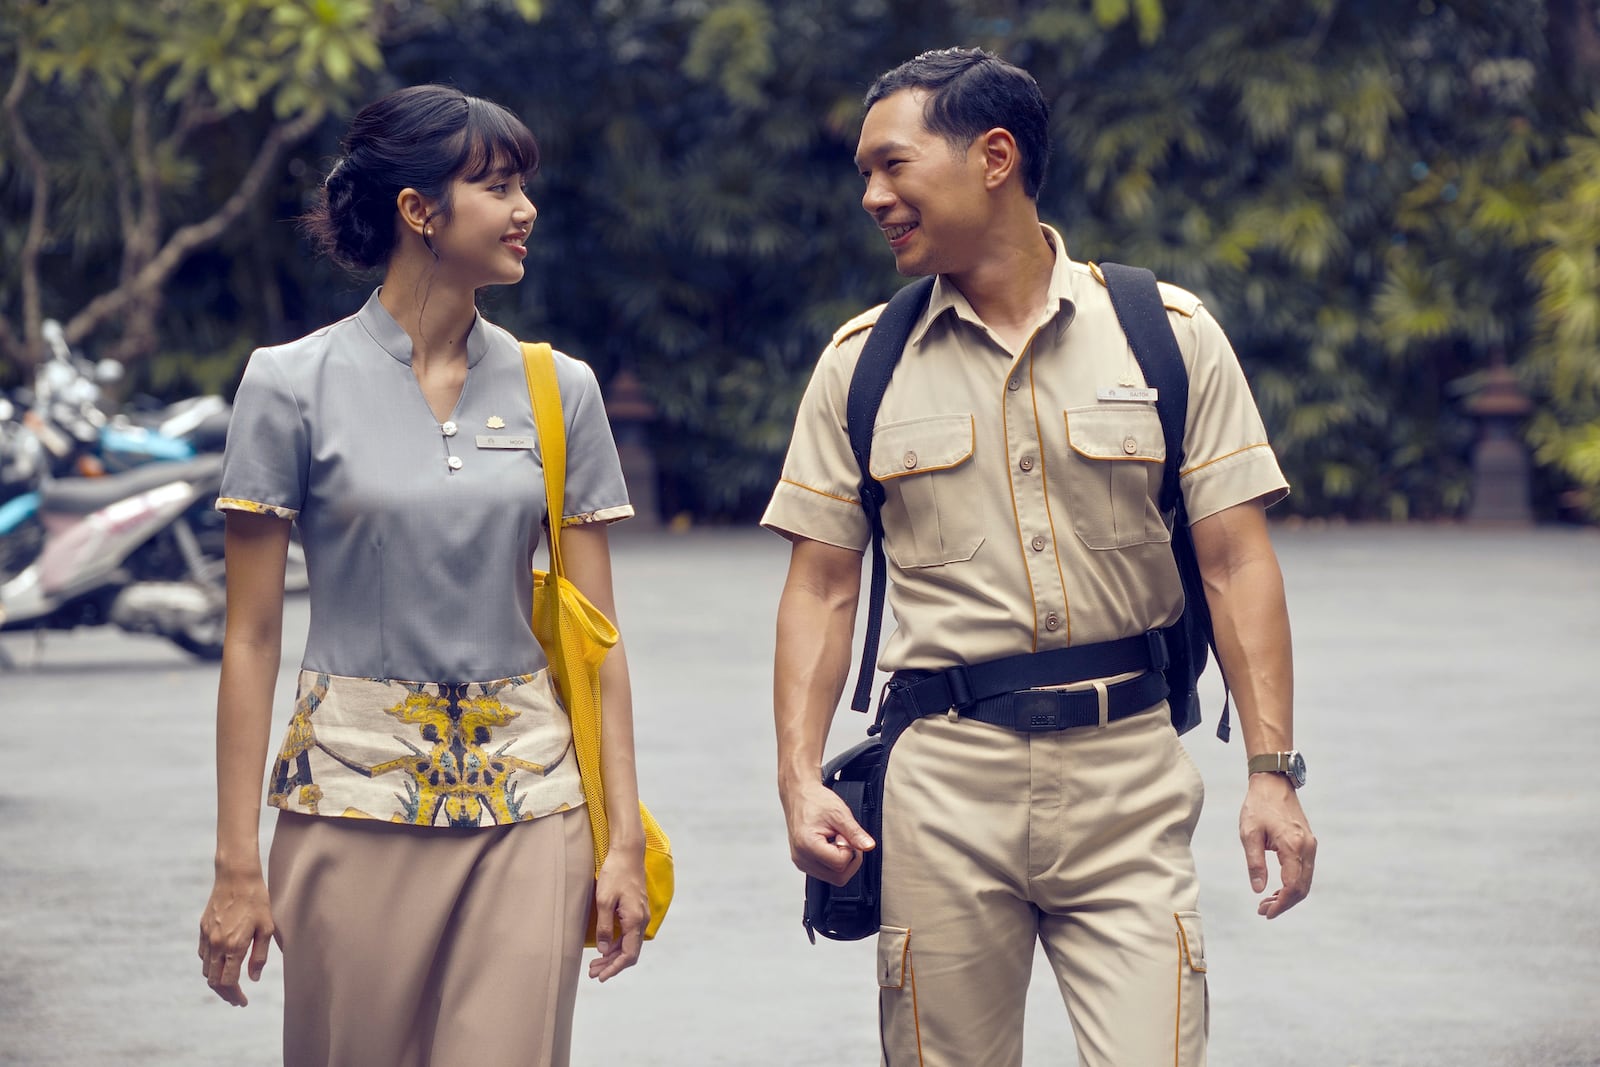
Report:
395,188,433,236
978,128,1020,191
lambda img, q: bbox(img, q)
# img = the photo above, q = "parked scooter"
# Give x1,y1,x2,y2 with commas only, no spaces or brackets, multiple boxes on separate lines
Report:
0,453,227,660
0,322,306,596
0,394,49,582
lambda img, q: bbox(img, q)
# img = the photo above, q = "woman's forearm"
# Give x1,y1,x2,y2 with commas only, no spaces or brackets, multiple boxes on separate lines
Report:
596,639,644,852
213,513,291,876
214,636,281,876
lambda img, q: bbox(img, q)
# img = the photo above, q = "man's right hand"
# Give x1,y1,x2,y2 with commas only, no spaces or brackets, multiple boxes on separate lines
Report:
782,778,876,886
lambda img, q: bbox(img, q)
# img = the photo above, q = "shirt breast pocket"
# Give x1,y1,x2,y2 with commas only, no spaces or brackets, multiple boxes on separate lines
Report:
869,413,984,569
1062,406,1170,550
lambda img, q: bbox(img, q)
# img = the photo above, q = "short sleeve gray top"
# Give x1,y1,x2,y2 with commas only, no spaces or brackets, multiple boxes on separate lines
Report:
219,289,633,683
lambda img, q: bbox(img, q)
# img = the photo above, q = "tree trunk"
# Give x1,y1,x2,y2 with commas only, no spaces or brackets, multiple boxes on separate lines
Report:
61,106,325,360
1548,0,1600,97
2,62,51,368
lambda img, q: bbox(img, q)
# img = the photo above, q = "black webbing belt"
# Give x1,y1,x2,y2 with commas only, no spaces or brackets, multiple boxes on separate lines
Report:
887,631,1171,732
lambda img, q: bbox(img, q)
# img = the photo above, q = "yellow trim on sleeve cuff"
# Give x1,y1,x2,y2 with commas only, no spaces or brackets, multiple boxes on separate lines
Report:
560,504,635,527
778,477,860,507
216,497,298,520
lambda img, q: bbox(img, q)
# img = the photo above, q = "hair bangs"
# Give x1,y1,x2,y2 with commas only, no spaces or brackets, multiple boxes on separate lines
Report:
453,97,541,182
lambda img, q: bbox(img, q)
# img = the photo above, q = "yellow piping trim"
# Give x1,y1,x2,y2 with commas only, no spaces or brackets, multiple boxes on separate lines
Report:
1069,448,1163,465
1030,353,1071,644
909,935,924,1066
875,459,967,480
1174,929,1182,1067
1003,353,1040,652
870,415,975,481
1175,912,1207,972
1179,442,1271,479
1064,414,1165,465
778,477,860,507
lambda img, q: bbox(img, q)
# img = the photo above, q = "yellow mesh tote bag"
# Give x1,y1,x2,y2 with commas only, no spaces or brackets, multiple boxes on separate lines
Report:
523,343,673,943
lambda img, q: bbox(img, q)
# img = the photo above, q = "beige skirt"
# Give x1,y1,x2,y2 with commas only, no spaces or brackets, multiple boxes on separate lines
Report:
268,807,593,1067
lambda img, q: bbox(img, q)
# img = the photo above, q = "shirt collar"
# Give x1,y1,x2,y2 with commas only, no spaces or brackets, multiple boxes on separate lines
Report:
356,288,492,369
907,223,1080,351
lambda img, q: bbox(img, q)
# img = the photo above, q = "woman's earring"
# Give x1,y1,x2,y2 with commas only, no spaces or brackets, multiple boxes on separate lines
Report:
424,225,434,238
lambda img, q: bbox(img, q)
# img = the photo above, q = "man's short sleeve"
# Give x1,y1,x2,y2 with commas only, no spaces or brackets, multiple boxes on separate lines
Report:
1175,304,1290,522
218,348,308,520
554,353,633,526
760,338,871,551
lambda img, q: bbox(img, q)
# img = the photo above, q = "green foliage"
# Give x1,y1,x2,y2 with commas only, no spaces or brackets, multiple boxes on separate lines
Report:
683,0,775,109
5,0,1598,522
16,0,382,119
1523,113,1600,520
0,0,540,374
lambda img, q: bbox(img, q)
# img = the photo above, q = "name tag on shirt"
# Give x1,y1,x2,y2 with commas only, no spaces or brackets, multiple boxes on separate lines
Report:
476,435,537,450
1097,386,1158,403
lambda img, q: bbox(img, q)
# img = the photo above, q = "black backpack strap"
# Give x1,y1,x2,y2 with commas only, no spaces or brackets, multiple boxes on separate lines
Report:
844,276,936,714
1099,262,1231,741
1098,263,1187,513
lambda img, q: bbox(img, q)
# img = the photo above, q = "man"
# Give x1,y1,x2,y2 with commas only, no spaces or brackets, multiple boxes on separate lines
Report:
764,48,1316,1066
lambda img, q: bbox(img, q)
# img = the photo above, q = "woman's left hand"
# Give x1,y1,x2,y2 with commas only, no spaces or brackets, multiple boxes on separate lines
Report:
588,846,648,981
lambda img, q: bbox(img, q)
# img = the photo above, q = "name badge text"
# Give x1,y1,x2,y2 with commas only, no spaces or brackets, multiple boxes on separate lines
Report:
476,435,537,450
1097,386,1158,403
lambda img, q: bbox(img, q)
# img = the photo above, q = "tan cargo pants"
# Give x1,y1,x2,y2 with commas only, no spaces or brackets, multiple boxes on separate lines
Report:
877,703,1208,1067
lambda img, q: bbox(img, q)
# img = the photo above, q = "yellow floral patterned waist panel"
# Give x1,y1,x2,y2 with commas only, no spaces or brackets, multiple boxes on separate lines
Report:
270,670,584,827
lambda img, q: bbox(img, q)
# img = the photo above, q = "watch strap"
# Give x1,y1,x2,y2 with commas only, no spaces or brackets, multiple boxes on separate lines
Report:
1248,752,1292,775
1247,749,1305,787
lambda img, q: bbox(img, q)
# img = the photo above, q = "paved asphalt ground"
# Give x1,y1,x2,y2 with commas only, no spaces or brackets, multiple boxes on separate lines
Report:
1,524,1597,1066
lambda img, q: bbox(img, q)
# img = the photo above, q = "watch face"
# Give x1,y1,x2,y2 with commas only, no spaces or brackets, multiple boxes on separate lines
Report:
1287,751,1307,788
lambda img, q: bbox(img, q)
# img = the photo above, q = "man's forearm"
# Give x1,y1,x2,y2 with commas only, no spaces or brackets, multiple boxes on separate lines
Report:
773,549,862,793
1191,503,1294,757
1204,550,1293,755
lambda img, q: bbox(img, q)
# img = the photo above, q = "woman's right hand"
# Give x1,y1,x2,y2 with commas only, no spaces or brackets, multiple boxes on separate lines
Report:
198,869,275,1006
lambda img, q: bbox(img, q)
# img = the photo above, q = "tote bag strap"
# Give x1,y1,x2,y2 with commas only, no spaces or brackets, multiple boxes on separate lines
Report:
521,342,566,577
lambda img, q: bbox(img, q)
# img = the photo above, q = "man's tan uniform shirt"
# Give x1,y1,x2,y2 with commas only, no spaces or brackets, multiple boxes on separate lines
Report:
762,226,1288,673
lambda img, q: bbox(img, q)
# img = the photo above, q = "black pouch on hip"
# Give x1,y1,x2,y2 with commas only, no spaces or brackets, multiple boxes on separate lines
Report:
802,735,888,942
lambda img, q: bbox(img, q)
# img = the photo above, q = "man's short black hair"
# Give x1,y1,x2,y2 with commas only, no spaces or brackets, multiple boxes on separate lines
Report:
864,48,1051,199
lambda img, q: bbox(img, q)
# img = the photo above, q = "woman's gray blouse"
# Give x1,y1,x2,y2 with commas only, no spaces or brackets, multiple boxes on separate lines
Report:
221,290,632,682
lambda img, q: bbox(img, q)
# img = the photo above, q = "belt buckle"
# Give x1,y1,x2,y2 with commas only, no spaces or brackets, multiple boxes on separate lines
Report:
1012,689,1065,732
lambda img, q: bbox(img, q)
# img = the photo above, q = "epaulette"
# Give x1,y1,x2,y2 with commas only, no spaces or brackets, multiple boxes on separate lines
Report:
1086,262,1200,318
831,304,885,348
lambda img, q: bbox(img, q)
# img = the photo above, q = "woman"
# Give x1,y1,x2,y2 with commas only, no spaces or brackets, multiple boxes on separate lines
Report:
196,85,649,1066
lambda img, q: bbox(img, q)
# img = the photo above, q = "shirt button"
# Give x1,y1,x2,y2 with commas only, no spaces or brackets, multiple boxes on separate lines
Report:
1007,376,1022,392
446,456,463,471
1123,436,1139,455
1019,455,1035,472
1045,613,1061,632
1031,535,1046,552
903,451,918,470
441,421,458,437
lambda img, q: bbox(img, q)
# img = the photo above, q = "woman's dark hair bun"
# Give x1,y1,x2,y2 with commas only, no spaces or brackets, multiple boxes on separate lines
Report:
300,85,541,274
305,156,389,271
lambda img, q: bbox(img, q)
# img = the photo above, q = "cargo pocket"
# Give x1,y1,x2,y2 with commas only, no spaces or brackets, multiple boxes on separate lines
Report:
1174,911,1209,1066
1063,407,1169,550
870,414,984,568
877,925,922,1065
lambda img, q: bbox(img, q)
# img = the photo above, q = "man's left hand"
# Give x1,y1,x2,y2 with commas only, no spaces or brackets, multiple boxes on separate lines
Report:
1239,773,1316,919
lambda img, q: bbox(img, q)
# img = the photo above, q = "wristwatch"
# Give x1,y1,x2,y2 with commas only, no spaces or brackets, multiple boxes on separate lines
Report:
1247,750,1307,789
